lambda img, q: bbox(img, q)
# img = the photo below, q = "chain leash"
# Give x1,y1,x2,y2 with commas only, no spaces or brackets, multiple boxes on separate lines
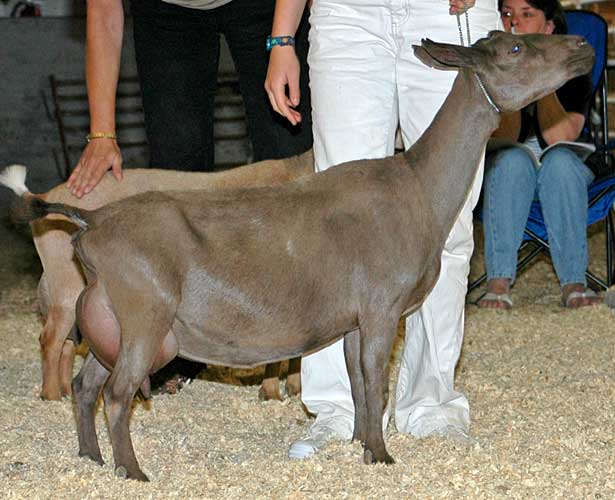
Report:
456,10,501,113
456,12,471,47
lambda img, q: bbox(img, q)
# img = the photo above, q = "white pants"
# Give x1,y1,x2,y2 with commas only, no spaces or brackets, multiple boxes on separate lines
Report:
302,0,501,439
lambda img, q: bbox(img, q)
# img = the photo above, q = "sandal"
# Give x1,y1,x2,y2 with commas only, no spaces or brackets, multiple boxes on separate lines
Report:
561,288,601,308
477,292,513,309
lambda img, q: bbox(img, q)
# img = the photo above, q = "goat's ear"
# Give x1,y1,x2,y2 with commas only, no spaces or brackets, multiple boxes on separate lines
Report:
413,38,476,70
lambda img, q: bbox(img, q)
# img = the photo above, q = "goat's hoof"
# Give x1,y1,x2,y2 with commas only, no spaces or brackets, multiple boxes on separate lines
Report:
284,374,301,397
363,449,395,465
39,390,62,401
78,450,104,466
115,466,128,479
258,387,282,401
114,465,149,482
284,383,301,397
352,431,366,444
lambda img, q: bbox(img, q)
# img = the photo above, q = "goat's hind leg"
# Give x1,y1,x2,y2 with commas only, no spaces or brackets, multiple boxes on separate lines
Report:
72,351,110,465
38,273,76,400
59,338,77,397
103,358,150,481
103,316,177,481
38,304,76,400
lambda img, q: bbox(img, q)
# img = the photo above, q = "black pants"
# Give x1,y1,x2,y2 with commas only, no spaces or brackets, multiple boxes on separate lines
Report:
130,0,313,171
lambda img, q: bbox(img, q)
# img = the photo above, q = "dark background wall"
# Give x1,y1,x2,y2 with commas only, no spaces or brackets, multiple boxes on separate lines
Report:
0,17,136,211
0,0,87,17
0,15,238,214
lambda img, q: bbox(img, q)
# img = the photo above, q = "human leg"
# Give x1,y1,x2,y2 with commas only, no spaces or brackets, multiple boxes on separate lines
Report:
394,0,500,438
130,0,219,171
290,0,399,459
478,147,538,309
222,0,313,161
129,1,214,386
537,148,600,307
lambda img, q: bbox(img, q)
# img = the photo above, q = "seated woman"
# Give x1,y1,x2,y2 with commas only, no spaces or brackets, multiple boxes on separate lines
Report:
478,0,601,309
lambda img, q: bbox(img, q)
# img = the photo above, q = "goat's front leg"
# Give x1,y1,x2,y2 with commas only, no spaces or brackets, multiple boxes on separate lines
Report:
72,351,110,465
344,329,367,444
358,314,398,465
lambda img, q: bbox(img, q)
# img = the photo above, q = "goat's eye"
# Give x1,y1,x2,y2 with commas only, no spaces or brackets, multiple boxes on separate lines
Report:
510,43,521,54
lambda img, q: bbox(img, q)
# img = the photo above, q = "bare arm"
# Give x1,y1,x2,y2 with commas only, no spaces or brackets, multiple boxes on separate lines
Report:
264,0,308,125
491,111,521,141
265,0,475,125
536,92,585,145
67,0,124,198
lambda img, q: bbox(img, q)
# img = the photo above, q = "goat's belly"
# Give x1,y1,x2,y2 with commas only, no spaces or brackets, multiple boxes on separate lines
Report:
171,316,346,368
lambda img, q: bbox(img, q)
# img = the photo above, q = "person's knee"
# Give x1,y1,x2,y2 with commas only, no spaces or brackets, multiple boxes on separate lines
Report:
491,147,534,176
484,147,534,192
539,148,590,187
541,147,577,166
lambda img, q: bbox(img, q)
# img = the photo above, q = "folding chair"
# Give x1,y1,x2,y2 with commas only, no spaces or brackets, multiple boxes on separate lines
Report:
470,10,615,292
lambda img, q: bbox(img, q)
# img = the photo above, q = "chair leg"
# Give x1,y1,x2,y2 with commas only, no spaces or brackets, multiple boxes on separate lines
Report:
607,207,615,287
472,205,615,294
516,242,545,276
468,273,487,293
469,240,545,294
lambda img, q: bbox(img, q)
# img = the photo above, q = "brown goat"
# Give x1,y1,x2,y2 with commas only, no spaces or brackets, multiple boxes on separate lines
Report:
1,33,594,480
11,151,314,400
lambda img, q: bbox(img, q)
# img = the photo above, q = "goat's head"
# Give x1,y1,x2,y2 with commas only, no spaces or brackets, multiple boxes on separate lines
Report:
413,31,595,113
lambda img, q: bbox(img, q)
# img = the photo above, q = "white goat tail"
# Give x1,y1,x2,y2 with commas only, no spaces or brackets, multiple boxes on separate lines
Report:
0,165,30,197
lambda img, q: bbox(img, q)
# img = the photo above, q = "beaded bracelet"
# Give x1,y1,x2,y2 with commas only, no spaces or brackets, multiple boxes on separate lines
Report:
266,35,295,52
86,132,117,143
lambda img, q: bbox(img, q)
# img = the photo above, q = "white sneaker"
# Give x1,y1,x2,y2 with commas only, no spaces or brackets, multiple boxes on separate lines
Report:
288,426,339,460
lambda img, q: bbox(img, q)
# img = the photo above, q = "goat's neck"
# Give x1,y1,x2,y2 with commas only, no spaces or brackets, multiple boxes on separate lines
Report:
405,68,500,244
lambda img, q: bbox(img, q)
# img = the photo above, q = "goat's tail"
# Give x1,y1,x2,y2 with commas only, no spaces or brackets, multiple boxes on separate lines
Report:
0,164,90,229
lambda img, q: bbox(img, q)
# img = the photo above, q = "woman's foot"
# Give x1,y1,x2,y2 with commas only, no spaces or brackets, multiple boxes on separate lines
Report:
561,283,602,308
477,278,513,310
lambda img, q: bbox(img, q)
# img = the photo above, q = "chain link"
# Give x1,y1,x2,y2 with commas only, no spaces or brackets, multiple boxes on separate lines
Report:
456,12,471,47
456,10,501,112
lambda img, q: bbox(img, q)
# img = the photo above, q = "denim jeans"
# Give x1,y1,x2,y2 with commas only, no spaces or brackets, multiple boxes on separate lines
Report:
129,0,313,171
482,145,595,286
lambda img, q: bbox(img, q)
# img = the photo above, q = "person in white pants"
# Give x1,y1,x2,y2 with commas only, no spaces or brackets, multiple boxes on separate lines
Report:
266,0,501,458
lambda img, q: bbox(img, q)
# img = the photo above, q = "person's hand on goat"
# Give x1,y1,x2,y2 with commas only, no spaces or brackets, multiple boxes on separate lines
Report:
265,46,302,126
449,0,475,15
67,138,123,198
